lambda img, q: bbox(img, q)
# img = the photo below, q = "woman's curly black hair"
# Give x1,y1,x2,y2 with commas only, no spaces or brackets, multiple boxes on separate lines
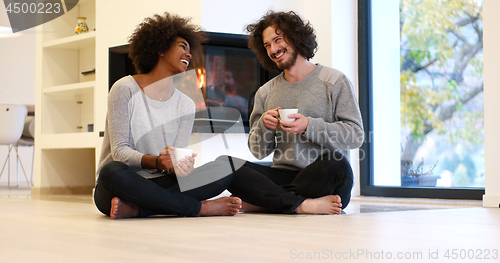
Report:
128,12,207,74
246,11,318,72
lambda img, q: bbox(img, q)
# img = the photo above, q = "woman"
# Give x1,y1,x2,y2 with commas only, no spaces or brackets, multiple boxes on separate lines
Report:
94,12,242,219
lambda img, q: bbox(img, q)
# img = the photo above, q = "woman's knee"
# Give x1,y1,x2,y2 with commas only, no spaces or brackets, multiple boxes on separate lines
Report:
98,161,129,183
93,184,111,216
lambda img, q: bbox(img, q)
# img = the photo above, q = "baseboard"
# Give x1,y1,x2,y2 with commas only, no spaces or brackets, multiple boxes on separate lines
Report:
31,186,94,195
352,196,482,206
483,194,500,208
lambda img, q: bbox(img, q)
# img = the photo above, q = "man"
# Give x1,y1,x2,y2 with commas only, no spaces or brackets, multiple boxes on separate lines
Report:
227,11,364,214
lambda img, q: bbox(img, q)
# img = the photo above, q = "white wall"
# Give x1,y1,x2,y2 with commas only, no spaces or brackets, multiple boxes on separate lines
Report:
201,0,303,34
0,25,36,185
483,0,500,207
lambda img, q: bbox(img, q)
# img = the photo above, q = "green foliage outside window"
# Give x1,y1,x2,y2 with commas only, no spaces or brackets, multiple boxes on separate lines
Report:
399,0,483,186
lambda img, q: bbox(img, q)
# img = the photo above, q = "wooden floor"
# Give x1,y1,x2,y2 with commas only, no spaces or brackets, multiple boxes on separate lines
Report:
1,186,499,263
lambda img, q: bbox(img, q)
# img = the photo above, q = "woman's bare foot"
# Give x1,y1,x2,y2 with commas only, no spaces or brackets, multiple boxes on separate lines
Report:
110,197,140,219
199,196,242,216
294,195,342,215
240,200,268,213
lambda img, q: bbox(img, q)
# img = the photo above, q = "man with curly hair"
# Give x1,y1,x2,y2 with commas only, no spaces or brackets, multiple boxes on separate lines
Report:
227,11,364,214
94,12,242,219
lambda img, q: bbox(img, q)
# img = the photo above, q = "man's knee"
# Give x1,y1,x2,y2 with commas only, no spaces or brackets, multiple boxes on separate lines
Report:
325,151,347,162
215,155,230,162
209,172,234,190
320,151,351,172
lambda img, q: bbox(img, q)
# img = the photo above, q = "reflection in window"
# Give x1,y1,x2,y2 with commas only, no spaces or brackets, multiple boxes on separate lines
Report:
203,46,260,125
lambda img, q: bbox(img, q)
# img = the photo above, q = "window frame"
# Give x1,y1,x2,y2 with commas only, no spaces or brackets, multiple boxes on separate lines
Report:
357,0,484,200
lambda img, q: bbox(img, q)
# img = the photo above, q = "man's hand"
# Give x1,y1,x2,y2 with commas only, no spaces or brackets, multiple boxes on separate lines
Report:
280,113,308,134
263,107,281,130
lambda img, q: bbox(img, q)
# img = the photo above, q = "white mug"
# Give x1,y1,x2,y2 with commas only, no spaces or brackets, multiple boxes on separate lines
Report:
173,148,194,164
278,108,299,122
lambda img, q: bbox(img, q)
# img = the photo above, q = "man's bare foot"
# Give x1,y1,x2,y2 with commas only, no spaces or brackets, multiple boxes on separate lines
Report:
229,195,267,213
199,196,242,216
294,195,342,215
110,197,140,219
240,200,268,213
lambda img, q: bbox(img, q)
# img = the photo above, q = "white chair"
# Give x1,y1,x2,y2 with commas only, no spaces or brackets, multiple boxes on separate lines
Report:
0,103,31,188
18,114,35,185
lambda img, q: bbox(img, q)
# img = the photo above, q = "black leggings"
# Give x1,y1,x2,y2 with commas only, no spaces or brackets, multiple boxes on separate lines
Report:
94,157,235,218
227,151,354,214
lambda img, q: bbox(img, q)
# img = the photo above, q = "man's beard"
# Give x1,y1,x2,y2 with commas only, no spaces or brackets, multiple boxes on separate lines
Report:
276,49,298,70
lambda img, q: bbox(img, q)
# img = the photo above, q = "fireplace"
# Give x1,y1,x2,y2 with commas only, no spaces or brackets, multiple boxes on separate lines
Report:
108,32,279,133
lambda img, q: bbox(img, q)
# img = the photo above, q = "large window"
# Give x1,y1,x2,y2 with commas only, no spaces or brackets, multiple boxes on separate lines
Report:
359,0,484,199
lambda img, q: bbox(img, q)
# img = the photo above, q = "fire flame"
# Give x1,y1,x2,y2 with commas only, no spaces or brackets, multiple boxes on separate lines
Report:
197,68,205,89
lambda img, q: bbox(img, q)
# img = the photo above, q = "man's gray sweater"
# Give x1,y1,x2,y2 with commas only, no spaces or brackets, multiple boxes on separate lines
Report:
248,64,364,170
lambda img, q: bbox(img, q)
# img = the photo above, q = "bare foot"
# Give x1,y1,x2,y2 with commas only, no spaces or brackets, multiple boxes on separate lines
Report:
199,196,242,216
240,200,268,213
229,195,268,213
110,197,140,219
294,195,342,215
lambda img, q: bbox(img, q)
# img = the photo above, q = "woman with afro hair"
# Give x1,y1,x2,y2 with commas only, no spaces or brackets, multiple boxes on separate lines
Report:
94,12,242,219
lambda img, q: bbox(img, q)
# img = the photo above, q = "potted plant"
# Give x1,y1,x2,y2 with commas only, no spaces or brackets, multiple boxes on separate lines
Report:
401,158,441,186
401,140,441,187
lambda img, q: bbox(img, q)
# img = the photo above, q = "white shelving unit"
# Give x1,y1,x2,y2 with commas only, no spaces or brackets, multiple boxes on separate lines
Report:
43,31,96,49
34,0,97,194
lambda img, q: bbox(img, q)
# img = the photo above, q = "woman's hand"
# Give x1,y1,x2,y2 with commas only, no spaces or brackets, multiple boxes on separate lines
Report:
157,146,175,171
172,149,197,177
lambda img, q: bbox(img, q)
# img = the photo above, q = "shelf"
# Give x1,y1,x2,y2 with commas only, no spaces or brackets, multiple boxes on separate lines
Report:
35,0,97,192
43,31,96,49
42,87,94,134
43,81,95,94
38,133,97,149
38,148,96,192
